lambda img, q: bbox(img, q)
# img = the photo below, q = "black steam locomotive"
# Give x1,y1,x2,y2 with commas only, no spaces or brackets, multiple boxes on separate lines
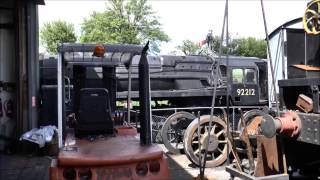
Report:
39,53,269,168
39,54,268,126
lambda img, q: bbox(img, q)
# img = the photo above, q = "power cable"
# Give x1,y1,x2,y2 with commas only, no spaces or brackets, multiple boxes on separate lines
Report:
260,0,280,115
200,1,282,178
260,1,287,173
200,0,229,179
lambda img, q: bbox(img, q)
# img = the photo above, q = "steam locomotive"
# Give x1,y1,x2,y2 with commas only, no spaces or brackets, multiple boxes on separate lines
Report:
39,55,268,126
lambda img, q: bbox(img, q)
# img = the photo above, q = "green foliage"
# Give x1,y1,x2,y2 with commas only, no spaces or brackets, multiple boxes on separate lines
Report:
40,20,77,54
232,37,267,59
175,36,229,56
176,36,267,59
209,35,230,55
80,0,169,53
176,40,199,55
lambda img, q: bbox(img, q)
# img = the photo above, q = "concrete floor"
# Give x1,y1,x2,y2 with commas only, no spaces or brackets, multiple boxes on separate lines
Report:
0,145,233,180
0,154,51,180
2,144,314,180
161,144,234,180
166,153,233,180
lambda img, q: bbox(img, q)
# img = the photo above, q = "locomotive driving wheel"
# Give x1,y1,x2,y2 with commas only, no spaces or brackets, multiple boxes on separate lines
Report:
237,109,264,135
183,115,228,167
303,0,320,35
237,109,274,136
161,111,196,154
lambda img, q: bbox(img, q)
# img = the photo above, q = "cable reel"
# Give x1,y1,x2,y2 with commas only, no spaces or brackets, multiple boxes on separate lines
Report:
303,0,320,35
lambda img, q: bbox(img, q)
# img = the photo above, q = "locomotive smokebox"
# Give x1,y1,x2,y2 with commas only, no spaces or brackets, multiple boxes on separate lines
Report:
139,42,152,145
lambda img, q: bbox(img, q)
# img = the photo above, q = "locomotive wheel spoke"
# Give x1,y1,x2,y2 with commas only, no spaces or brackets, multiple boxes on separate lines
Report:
194,149,200,155
169,136,178,143
211,124,217,134
216,130,224,137
183,115,228,168
161,112,196,154
192,141,200,144
175,143,179,148
210,152,215,160
204,126,209,133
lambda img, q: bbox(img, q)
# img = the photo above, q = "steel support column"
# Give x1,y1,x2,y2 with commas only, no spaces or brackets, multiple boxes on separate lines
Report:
57,52,63,148
26,1,39,129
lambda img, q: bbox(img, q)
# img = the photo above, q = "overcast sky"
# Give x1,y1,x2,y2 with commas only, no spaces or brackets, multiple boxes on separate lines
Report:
39,0,309,54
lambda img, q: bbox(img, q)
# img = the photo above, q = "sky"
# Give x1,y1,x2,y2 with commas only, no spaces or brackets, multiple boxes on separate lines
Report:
39,0,309,54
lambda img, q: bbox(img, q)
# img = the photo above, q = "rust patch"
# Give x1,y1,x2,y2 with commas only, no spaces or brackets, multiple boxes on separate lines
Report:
246,116,263,135
254,136,283,177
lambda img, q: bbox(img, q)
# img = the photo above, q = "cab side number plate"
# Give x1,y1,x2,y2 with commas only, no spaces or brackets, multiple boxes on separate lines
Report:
236,89,255,96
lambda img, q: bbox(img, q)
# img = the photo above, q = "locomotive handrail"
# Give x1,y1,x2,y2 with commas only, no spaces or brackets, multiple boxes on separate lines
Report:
41,84,74,89
65,61,120,67
57,43,144,54
151,106,266,112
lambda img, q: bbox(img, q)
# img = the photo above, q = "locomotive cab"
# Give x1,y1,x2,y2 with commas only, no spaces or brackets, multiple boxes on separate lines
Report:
230,66,259,105
220,57,268,106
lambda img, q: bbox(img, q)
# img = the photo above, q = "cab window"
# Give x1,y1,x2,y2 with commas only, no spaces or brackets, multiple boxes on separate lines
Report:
219,65,227,77
232,68,257,84
244,69,256,83
232,68,244,83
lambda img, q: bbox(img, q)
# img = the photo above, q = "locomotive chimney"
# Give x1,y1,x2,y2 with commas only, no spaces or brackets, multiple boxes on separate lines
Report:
139,42,152,145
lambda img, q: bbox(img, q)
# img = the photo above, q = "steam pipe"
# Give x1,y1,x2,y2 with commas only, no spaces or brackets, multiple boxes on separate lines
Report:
139,42,152,145
127,64,132,123
57,48,63,148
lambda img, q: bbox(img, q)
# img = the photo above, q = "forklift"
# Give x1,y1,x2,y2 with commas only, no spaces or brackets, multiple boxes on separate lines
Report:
50,42,169,180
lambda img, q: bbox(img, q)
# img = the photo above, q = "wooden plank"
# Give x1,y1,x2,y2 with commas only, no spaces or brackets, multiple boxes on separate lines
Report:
292,64,320,71
59,136,163,166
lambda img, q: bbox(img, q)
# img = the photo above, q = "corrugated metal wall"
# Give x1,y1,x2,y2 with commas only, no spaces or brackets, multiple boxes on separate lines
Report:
0,7,16,150
0,0,43,151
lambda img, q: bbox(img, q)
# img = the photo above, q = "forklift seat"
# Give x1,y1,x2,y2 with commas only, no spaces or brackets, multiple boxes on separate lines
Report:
75,88,114,137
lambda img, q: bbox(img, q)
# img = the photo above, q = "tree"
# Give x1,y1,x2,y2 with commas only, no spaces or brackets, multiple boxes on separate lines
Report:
176,40,200,55
201,35,267,58
175,36,267,59
207,35,230,55
40,20,77,54
175,37,226,56
80,0,169,53
232,37,267,59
